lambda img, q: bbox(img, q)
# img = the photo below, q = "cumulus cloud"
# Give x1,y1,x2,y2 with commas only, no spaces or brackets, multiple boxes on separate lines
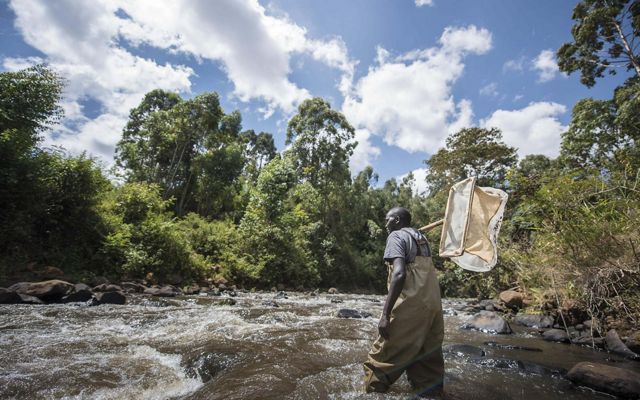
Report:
481,101,568,157
342,25,491,159
503,56,525,72
532,49,561,82
415,0,434,7
5,0,356,163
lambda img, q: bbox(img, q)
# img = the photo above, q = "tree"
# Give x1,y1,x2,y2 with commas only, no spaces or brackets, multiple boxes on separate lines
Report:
557,0,640,87
561,76,640,171
425,127,518,195
286,97,356,190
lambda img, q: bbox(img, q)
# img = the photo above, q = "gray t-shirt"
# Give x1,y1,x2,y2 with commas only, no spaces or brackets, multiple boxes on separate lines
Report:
383,227,431,263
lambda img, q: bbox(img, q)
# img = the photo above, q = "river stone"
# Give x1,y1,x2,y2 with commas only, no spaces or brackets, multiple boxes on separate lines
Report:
120,281,145,293
484,341,542,352
275,291,288,299
542,328,570,343
337,309,372,319
330,298,344,304
605,329,640,360
62,288,93,303
144,286,180,297
8,280,74,302
327,287,339,294
18,294,45,304
183,283,201,295
443,344,485,358
567,362,640,398
0,288,22,304
515,314,554,329
93,283,123,292
96,291,126,305
89,276,110,286
218,298,236,306
499,290,523,310
572,336,605,348
462,311,512,334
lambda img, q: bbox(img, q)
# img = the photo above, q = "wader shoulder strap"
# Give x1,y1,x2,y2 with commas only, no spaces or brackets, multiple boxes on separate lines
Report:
401,227,431,257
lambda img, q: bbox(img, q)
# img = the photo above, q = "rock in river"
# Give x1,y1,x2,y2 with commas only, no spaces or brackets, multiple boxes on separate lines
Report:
605,329,640,360
8,280,74,302
567,361,640,398
443,344,485,358
462,311,512,334
542,328,570,343
515,314,554,329
0,288,22,304
337,309,372,319
96,291,126,305
144,286,181,297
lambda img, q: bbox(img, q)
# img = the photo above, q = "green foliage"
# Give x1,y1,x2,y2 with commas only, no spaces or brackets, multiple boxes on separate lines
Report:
557,0,640,87
100,182,207,280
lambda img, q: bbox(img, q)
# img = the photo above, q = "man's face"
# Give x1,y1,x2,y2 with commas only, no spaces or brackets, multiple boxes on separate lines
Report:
385,212,401,233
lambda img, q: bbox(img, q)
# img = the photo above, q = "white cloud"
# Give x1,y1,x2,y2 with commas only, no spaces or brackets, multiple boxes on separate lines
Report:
342,25,491,155
480,101,568,157
5,0,356,163
349,129,381,173
503,56,525,72
415,0,434,7
479,82,498,97
533,49,561,82
398,167,429,196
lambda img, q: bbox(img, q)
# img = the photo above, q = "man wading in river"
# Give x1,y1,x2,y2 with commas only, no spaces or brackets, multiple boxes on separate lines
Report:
363,207,445,398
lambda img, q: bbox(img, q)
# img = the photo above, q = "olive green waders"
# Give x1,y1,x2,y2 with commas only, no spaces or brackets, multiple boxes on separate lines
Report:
363,255,445,394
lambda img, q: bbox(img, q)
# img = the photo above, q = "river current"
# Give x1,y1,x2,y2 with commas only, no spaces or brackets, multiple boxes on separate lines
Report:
1,291,638,399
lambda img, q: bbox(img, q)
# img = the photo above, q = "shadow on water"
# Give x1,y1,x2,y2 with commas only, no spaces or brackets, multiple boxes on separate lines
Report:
1,293,637,399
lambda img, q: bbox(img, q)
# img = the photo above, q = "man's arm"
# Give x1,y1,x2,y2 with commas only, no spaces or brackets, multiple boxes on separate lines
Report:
378,257,406,340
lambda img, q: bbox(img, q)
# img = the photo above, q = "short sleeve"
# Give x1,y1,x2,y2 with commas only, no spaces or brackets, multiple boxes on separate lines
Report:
383,231,407,262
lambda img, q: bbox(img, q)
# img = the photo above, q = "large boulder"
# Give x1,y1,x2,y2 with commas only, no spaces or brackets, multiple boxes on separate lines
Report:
462,311,512,334
605,329,640,360
62,284,94,303
0,288,22,304
515,314,554,329
498,290,523,310
567,362,640,398
542,328,570,343
96,291,126,305
337,309,372,319
8,280,74,302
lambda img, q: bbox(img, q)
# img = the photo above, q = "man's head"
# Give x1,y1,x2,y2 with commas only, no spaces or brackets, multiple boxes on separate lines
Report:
385,207,411,233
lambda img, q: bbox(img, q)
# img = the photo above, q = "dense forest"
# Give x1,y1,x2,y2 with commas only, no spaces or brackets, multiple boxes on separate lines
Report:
1,0,639,331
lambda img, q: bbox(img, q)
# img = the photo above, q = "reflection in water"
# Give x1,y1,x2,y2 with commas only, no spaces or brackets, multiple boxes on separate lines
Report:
0,293,636,399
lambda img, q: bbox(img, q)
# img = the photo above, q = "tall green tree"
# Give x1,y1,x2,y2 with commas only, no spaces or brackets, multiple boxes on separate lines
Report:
557,0,640,87
425,127,518,195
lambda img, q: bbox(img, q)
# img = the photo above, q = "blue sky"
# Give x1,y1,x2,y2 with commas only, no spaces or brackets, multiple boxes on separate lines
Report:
0,0,630,191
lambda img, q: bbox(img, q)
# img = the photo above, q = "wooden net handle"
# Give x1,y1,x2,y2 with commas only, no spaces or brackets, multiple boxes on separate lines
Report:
418,219,444,232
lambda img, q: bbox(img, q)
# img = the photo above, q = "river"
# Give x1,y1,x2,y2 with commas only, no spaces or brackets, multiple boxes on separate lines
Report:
1,291,638,399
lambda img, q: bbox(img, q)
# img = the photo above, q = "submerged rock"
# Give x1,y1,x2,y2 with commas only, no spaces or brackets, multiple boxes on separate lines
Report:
262,300,279,307
567,361,640,398
443,344,485,358
462,311,512,334
605,329,640,360
514,314,554,329
330,298,343,304
484,341,542,352
218,298,237,306
275,291,288,299
471,357,565,377
336,309,372,319
542,328,570,343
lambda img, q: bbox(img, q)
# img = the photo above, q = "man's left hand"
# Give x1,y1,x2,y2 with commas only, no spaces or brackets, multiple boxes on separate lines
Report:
378,315,390,340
